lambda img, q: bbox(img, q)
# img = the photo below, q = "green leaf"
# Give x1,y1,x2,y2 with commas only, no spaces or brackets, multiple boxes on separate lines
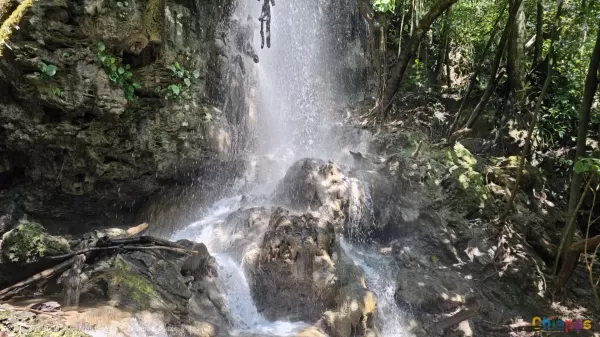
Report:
184,78,191,87
117,1,123,7
132,82,141,89
123,1,129,6
192,70,200,79
117,67,125,75
110,64,117,72
125,64,131,70
574,160,584,173
168,84,180,96
46,65,57,76
177,70,184,78
99,55,106,62
98,42,106,52
155,86,162,93
174,61,182,70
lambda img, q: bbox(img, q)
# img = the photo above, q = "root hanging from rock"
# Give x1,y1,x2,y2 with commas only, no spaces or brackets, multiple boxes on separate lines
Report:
258,0,274,49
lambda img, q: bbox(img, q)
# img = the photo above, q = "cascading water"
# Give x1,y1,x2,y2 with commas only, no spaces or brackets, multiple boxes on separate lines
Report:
173,206,310,336
167,1,411,336
340,239,415,337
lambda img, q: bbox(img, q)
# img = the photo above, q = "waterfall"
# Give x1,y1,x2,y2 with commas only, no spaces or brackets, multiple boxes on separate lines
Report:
251,0,368,161
169,1,405,336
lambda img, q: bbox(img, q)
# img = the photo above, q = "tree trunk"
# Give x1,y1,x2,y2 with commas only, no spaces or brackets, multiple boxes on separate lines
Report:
378,0,458,119
448,0,522,142
556,235,600,289
533,0,544,67
435,7,452,86
499,0,563,224
447,1,507,137
507,0,526,105
556,22,600,279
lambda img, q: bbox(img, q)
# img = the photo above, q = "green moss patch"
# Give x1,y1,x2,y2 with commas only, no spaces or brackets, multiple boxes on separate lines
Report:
109,255,157,309
438,143,494,218
1,222,70,263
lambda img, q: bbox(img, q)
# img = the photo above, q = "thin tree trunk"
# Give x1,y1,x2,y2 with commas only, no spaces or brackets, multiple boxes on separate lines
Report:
378,0,458,119
555,22,600,279
507,0,526,105
533,0,544,67
447,0,522,143
499,0,564,223
435,8,452,86
447,1,507,137
398,0,406,57
359,0,380,79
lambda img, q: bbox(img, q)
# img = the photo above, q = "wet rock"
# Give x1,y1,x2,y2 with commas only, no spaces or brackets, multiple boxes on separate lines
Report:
296,327,328,337
272,158,376,237
248,207,337,322
0,202,21,237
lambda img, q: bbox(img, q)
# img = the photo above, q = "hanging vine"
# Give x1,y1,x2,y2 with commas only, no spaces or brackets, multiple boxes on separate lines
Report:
258,0,275,49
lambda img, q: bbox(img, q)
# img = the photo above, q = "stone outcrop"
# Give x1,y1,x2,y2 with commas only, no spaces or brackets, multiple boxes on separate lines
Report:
0,0,256,234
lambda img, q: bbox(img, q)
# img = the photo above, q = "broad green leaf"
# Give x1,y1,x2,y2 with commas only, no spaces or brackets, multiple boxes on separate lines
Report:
168,84,180,96
46,65,57,76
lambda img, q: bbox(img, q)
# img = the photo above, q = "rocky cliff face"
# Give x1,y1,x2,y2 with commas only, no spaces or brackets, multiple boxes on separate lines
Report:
0,0,257,234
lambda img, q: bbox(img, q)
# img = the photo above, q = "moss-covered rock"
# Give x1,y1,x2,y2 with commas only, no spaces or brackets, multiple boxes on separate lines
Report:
438,143,494,219
108,255,160,309
0,222,70,263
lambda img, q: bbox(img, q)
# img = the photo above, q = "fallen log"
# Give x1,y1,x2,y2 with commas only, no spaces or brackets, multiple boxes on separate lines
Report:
0,257,75,300
103,235,185,249
49,245,197,260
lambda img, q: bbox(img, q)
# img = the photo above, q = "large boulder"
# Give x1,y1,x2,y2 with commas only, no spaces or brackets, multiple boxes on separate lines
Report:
0,222,71,288
238,204,380,337
78,239,228,333
272,158,376,237
248,207,337,322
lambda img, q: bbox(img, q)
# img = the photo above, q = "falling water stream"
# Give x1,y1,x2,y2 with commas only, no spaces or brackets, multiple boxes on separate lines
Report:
93,0,409,336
